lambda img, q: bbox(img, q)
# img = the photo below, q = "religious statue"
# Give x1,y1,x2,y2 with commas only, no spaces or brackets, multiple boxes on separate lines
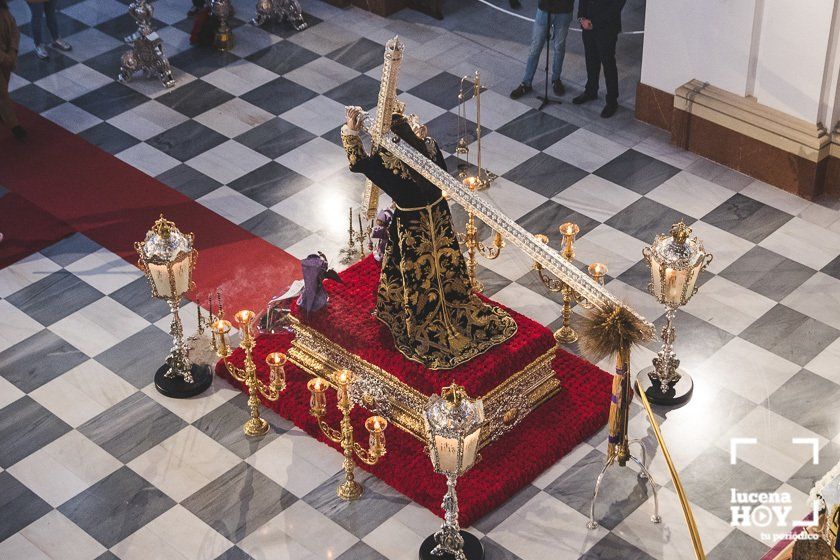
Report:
298,253,341,315
341,106,517,370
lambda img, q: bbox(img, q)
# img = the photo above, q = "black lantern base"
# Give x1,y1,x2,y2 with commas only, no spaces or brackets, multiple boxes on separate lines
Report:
636,367,693,407
155,363,213,398
420,532,484,560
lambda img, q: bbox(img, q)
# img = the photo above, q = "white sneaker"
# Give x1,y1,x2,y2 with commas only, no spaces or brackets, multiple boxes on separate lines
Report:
35,44,49,59
52,38,72,51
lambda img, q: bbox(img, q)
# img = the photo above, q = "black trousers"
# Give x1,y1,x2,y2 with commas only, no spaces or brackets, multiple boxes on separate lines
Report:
192,0,204,8
582,28,619,103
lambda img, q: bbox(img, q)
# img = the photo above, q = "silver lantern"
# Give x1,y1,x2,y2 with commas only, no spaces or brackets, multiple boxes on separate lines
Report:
639,221,713,406
420,384,485,560
136,215,210,397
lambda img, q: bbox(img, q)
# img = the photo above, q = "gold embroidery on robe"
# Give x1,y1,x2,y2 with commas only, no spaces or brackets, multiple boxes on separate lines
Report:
375,199,517,370
341,133,364,167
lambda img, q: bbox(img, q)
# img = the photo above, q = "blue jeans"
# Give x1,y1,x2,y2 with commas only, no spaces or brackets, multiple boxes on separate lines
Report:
28,1,61,46
522,9,572,86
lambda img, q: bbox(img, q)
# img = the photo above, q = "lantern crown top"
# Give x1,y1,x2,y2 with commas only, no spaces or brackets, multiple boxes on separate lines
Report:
138,214,193,263
669,221,691,245
425,385,484,438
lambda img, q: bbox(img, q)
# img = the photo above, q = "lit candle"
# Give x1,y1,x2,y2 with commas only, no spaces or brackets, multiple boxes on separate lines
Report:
665,268,678,303
266,352,287,389
365,416,388,454
211,319,232,356
559,222,579,261
235,309,255,326
462,176,480,191
336,369,354,387
588,262,608,285
307,377,328,417
535,234,549,245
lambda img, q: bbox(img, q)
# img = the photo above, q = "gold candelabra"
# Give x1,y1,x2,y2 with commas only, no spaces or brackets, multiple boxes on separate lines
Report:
457,178,503,293
533,223,607,345
307,370,387,500
212,309,286,436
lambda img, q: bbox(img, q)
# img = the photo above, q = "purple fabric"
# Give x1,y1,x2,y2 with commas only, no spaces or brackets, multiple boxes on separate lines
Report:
297,254,329,314
372,208,393,262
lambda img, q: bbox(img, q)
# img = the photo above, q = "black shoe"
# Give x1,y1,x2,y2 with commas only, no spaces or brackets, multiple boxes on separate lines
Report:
572,92,597,105
600,102,618,118
552,80,565,96
509,0,522,8
11,126,27,141
510,83,532,99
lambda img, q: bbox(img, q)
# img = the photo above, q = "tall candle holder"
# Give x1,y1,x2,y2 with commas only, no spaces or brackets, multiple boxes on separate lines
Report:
533,223,607,346
456,176,503,293
135,215,211,398
307,370,387,500
339,207,367,265
210,0,234,51
212,309,286,436
638,221,713,406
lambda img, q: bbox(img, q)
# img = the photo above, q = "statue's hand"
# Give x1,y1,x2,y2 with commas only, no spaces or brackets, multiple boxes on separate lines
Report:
345,106,365,131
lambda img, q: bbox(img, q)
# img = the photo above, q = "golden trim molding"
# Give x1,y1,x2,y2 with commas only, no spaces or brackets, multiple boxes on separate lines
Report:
674,80,832,163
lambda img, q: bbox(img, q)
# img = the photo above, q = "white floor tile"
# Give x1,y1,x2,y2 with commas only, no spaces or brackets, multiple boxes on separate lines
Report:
275,137,348,182
245,434,338,498
806,338,840,384
197,186,267,225
544,128,628,173
285,57,361,94
35,65,112,101
467,131,539,176
554,175,641,223
127,425,241,502
108,100,189,141
112,505,233,560
480,177,549,221
0,376,25,411
492,282,563,326
48,297,148,357
65,248,143,294
684,221,754,274
116,142,180,177
364,516,427,560
41,103,102,134
718,407,828,482
782,272,840,331
685,276,776,335
574,223,648,277
18,510,107,560
279,95,346,136
488,492,607,560
647,171,735,219
30,360,137,427
195,98,274,138
203,60,282,97
187,140,271,184
760,217,840,270
0,534,52,560
695,337,801,405
0,300,44,353
0,253,61,298
8,430,121,506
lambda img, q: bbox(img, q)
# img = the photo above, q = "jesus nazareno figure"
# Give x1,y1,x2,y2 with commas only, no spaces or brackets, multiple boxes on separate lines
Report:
340,106,517,370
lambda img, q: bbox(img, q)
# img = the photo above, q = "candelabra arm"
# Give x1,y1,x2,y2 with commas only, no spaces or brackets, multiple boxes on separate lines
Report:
353,441,384,466
316,416,343,444
536,266,565,293
221,356,247,382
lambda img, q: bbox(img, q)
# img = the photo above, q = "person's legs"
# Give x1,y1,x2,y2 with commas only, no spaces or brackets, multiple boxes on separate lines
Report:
0,69,20,130
28,3,45,46
550,11,572,83
44,0,60,41
521,8,549,87
598,30,620,105
582,29,601,95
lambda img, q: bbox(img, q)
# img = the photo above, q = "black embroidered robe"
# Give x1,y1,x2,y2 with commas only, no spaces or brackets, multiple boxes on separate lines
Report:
341,129,517,370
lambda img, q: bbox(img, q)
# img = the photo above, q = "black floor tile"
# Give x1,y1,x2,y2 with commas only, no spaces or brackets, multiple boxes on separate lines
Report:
0,329,87,393
9,84,64,113
0,397,72,468
167,48,241,78
0,472,52,542
228,162,312,207
240,210,311,248
235,117,316,159
6,270,104,326
241,77,317,115
156,79,235,118
720,246,817,301
78,122,141,154
12,50,77,82
59,467,175,547
326,38,385,73
740,304,840,366
594,149,680,195
156,164,223,199
71,81,148,120
701,193,794,244
323,74,381,110
95,325,175,388
503,152,588,198
516,200,600,251
606,197,690,244
245,41,319,75
147,120,227,161
496,109,577,150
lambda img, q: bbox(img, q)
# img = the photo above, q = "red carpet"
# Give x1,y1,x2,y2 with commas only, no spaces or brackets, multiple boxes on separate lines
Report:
217,257,613,525
0,106,299,312
0,193,74,269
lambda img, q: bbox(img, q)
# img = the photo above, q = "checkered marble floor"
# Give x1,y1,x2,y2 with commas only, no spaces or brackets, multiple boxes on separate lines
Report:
3,0,840,559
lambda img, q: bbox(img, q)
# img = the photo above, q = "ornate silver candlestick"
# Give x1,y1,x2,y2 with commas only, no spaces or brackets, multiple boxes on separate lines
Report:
135,215,211,398
251,0,307,30
638,221,713,406
118,0,175,88
420,384,484,560
211,0,235,51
